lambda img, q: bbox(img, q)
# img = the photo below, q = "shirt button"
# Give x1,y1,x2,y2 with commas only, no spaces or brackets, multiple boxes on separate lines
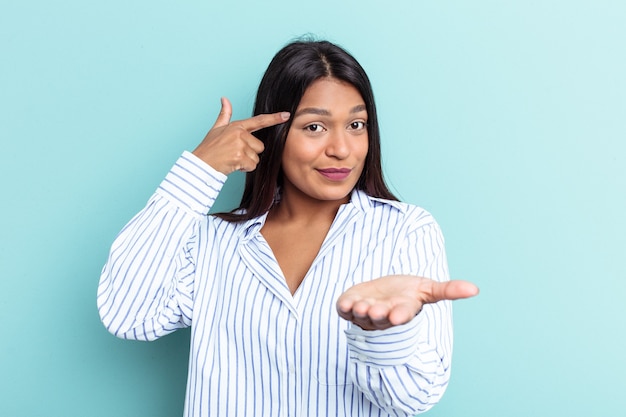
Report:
355,336,365,342
357,354,368,362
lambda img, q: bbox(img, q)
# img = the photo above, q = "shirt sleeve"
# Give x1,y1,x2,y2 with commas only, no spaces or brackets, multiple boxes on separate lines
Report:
344,212,453,416
97,151,227,341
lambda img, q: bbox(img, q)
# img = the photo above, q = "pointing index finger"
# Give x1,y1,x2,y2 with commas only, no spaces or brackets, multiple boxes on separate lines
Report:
238,111,291,133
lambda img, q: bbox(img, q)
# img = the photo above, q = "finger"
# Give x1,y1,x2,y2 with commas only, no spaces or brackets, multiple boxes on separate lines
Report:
368,304,392,328
336,293,360,315
336,300,355,322
421,280,479,304
212,97,233,128
337,309,354,322
351,299,376,318
237,150,262,173
370,317,392,330
244,147,261,166
238,111,291,133
352,316,376,331
243,133,265,155
388,303,420,326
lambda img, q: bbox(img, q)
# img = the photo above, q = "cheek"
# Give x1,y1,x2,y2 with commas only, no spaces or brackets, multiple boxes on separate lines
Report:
356,138,369,162
284,139,322,163
281,143,312,178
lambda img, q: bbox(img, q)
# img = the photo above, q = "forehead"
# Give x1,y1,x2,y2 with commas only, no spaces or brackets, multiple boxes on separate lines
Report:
296,78,366,113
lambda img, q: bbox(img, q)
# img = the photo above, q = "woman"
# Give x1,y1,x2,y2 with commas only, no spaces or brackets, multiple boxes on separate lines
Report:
98,39,478,417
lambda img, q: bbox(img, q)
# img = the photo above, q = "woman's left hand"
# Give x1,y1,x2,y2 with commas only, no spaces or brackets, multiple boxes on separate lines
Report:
336,275,479,331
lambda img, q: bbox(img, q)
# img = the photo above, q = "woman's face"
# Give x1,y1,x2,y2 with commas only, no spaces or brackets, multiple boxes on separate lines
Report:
281,77,369,204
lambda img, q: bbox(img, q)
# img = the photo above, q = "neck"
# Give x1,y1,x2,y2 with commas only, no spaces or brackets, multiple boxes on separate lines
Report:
269,185,350,225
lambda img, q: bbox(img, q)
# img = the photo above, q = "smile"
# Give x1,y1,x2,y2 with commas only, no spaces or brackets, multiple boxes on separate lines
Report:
316,168,352,181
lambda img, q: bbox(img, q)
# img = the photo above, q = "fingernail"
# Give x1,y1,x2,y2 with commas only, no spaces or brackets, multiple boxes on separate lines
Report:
280,112,290,120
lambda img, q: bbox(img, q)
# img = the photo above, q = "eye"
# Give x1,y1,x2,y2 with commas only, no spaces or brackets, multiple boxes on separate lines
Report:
304,124,325,133
348,121,367,131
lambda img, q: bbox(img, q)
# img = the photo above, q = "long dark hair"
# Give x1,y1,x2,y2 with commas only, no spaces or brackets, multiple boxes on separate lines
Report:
216,39,398,222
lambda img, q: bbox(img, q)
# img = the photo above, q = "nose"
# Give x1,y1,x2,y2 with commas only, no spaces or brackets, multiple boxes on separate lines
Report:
325,130,350,159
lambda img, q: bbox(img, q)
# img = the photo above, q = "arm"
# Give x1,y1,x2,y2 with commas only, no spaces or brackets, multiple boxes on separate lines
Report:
97,152,226,340
98,98,290,341
338,218,478,415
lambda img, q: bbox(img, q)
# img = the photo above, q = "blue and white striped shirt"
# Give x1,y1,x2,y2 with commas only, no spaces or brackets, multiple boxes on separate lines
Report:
98,151,453,417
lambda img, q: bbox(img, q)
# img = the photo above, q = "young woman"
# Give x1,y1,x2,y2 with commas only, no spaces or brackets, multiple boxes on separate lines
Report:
98,40,478,417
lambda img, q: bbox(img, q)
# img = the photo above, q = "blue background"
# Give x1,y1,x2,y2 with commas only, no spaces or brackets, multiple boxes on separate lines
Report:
1,1,624,416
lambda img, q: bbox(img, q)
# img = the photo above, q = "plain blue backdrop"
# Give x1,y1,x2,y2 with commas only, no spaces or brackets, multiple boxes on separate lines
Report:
1,1,624,416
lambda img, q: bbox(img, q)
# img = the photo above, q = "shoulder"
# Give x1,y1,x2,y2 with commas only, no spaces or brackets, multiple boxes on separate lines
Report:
206,210,267,241
363,192,440,234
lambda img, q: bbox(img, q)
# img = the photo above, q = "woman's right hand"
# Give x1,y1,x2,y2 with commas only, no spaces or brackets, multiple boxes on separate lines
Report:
192,97,291,175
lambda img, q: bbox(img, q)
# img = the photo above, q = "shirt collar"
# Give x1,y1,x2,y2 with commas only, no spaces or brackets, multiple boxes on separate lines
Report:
238,189,406,241
350,189,407,214
239,212,268,242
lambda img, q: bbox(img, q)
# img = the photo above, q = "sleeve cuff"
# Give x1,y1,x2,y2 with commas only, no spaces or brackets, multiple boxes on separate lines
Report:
156,151,227,215
344,313,424,366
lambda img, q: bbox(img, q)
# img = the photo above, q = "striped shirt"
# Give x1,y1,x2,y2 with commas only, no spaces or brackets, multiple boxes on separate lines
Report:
98,151,453,417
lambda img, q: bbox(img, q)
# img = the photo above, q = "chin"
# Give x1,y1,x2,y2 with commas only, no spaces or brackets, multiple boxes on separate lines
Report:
311,189,353,202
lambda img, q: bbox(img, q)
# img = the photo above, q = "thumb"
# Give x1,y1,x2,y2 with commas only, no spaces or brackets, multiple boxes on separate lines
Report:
421,280,479,304
212,97,232,128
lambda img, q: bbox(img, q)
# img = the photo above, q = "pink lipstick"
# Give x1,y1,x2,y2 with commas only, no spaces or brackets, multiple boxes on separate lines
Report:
317,168,352,181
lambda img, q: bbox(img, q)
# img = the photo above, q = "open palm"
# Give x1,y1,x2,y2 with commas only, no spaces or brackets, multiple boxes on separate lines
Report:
336,275,479,330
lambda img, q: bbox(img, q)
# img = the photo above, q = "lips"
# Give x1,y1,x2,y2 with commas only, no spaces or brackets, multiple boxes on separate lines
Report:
316,168,352,181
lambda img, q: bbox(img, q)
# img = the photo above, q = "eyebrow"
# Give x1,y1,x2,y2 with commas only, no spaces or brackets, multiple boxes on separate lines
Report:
294,104,367,117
